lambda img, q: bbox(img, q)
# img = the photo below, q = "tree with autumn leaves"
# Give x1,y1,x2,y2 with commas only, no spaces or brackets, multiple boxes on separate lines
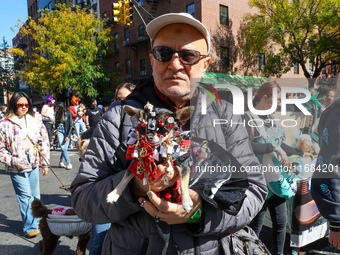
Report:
239,0,340,88
13,3,116,98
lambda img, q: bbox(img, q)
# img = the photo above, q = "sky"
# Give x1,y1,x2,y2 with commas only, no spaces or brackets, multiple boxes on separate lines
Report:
0,1,29,47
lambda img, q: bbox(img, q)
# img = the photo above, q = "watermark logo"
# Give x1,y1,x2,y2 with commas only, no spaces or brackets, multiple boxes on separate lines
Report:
200,85,312,116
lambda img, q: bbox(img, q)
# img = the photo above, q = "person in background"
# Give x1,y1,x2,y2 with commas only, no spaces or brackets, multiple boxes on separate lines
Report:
69,95,87,139
33,107,42,121
312,76,340,250
317,87,335,109
0,105,7,120
114,83,136,101
41,96,55,145
244,82,313,255
71,13,266,255
85,98,103,129
55,101,73,170
0,92,49,238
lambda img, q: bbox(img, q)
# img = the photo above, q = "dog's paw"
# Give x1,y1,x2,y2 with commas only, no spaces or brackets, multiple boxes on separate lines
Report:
106,190,120,204
182,196,193,213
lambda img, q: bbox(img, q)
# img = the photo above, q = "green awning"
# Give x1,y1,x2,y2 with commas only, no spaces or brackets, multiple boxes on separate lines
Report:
202,73,269,90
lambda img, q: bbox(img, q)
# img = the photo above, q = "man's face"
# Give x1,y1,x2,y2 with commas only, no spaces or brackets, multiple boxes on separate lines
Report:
150,24,211,107
325,91,335,107
319,91,335,108
91,100,97,108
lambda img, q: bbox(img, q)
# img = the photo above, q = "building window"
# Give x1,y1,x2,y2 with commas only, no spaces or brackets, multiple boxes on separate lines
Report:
124,28,130,43
140,59,146,75
258,55,265,70
114,33,119,51
138,25,145,39
220,5,229,26
294,62,299,74
186,3,195,17
220,47,229,67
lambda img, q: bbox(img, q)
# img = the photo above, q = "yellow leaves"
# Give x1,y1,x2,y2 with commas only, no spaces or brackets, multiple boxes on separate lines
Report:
17,2,113,96
11,48,25,57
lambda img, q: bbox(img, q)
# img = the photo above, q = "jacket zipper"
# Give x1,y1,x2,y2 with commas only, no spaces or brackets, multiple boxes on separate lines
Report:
139,238,149,255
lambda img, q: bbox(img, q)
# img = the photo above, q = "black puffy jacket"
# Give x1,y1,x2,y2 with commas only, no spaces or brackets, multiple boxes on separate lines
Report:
71,76,267,255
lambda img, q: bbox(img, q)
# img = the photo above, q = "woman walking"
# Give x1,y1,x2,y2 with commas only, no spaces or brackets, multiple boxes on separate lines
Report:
55,101,73,170
41,96,55,145
0,92,50,238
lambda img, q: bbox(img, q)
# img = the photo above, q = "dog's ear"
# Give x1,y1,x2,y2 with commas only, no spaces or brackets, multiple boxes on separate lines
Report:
124,105,143,118
174,106,195,125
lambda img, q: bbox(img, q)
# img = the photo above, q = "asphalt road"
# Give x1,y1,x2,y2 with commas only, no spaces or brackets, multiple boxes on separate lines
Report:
0,148,340,254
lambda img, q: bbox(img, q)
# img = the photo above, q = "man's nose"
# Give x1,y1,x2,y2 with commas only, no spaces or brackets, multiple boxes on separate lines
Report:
168,53,184,70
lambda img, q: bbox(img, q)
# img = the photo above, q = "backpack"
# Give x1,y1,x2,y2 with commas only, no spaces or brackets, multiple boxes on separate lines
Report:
220,226,271,255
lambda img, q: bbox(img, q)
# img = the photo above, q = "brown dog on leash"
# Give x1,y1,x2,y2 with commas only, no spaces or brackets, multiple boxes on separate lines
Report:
31,199,91,255
106,103,194,213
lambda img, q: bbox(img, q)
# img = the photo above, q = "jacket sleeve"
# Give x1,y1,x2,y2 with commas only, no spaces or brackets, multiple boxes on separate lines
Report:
0,125,12,167
190,103,267,236
243,113,274,155
69,106,77,118
311,106,340,232
66,112,73,138
38,120,50,167
71,103,142,224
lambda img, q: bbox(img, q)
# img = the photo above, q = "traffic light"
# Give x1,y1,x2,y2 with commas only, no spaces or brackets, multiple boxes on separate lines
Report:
123,0,134,26
112,1,123,25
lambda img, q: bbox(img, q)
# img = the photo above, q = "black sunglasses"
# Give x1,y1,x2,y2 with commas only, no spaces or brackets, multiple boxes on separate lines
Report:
151,46,207,65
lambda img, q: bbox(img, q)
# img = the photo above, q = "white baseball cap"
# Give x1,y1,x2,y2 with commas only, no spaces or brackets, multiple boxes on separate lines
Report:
146,13,211,54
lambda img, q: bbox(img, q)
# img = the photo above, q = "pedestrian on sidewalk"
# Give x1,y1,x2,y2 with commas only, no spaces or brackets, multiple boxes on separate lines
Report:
244,82,313,255
85,98,102,130
69,95,87,139
312,76,340,250
55,101,73,170
0,92,50,238
41,96,55,146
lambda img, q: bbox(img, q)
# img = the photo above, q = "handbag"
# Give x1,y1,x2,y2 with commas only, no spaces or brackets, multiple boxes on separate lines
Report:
219,226,271,255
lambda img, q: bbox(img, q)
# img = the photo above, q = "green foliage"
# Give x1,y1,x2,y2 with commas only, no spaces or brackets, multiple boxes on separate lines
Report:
239,0,340,85
13,3,116,97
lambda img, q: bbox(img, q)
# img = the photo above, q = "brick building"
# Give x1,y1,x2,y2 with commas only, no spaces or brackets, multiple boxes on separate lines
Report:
11,0,340,95
103,0,339,85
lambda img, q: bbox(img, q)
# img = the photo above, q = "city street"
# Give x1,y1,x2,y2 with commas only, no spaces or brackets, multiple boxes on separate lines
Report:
0,148,83,254
0,148,340,254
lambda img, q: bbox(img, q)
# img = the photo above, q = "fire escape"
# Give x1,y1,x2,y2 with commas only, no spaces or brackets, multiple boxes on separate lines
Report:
125,0,171,81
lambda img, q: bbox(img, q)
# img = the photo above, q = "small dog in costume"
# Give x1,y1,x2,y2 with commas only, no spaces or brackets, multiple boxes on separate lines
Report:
77,104,86,117
106,102,194,213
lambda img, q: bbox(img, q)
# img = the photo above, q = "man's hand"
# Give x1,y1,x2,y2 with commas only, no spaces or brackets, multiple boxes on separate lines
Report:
329,230,340,249
65,137,69,142
138,189,202,225
42,167,48,176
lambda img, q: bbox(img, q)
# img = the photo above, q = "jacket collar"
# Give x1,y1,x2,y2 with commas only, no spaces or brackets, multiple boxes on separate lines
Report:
7,114,35,129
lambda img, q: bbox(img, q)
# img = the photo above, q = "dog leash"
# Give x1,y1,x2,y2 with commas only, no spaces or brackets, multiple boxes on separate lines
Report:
27,134,71,193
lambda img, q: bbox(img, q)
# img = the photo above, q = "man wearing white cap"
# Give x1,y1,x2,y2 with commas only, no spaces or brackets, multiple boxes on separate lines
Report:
71,13,266,255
